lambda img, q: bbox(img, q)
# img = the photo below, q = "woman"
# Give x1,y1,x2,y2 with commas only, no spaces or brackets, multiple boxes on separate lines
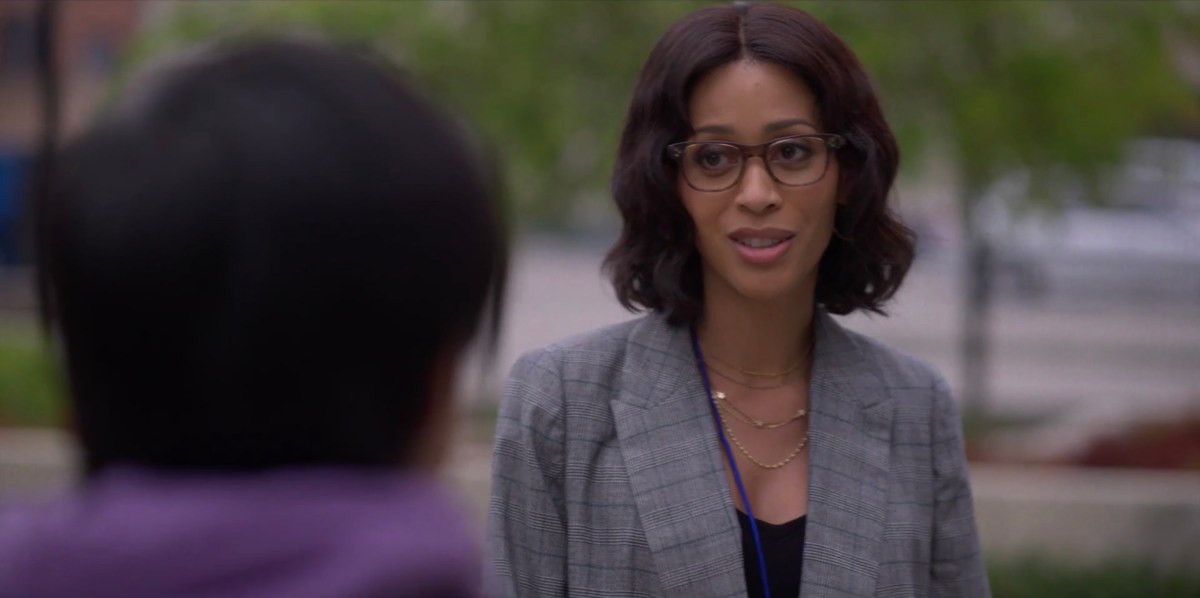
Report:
0,40,505,597
489,4,988,597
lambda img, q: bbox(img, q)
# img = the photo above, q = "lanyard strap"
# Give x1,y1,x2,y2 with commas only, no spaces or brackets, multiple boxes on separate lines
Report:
690,326,771,598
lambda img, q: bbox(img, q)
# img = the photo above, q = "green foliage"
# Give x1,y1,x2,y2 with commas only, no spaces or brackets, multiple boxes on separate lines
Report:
0,330,65,427
808,0,1199,203
989,557,1200,598
121,0,1200,226
121,0,709,227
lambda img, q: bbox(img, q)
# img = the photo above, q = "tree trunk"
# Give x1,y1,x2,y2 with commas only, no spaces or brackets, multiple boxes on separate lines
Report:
961,200,992,416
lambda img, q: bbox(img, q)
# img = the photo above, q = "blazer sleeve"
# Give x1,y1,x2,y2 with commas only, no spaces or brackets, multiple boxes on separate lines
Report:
930,374,992,597
488,348,568,597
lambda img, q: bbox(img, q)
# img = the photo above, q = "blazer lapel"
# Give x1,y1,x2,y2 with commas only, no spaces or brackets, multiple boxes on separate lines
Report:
800,310,893,597
610,314,747,598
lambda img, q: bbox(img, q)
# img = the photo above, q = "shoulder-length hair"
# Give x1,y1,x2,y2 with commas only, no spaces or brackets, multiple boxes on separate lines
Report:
605,2,914,325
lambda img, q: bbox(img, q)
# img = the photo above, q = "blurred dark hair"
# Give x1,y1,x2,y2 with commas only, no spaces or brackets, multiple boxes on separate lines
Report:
40,39,507,473
605,2,914,325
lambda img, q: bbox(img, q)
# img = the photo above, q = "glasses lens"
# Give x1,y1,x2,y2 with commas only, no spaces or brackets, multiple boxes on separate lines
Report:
681,143,742,191
766,137,829,186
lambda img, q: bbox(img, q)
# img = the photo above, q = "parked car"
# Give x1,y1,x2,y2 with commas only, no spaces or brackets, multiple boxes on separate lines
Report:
979,138,1200,303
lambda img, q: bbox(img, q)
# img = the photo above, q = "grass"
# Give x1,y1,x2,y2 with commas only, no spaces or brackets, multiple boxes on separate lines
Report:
989,557,1200,598
0,325,65,427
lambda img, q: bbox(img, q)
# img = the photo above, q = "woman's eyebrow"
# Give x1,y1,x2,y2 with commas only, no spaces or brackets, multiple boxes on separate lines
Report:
763,118,818,133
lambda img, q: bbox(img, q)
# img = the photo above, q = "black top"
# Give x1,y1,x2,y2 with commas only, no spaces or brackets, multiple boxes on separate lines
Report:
737,510,807,598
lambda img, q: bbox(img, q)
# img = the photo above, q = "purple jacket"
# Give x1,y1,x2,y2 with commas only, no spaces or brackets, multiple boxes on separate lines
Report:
0,467,483,598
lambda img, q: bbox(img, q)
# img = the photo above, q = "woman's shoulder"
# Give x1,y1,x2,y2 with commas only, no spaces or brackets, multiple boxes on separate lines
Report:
825,314,948,394
502,312,691,424
827,319,964,435
508,313,670,381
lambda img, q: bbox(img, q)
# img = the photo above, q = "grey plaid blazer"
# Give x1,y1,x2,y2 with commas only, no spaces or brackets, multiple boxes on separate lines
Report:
488,310,990,597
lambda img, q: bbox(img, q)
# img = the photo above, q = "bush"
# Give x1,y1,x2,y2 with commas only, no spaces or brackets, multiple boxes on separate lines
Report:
0,329,65,427
989,557,1200,598
1072,413,1200,470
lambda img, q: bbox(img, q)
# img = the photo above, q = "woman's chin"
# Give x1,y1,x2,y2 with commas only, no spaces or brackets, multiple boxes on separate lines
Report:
702,257,814,306
728,275,807,304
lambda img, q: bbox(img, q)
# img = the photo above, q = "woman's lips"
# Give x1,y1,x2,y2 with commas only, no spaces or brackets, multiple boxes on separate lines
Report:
729,230,795,265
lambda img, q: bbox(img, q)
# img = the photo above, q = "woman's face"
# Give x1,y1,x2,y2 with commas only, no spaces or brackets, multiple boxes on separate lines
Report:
679,60,840,306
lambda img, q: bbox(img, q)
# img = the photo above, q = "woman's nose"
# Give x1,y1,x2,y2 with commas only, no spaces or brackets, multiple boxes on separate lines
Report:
735,157,781,214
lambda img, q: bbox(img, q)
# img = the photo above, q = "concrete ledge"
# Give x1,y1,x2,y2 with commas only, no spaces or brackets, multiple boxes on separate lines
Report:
970,464,1200,571
4,427,1199,570
0,427,78,500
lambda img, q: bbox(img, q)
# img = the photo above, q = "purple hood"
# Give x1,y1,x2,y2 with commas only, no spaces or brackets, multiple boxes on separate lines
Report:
0,467,483,598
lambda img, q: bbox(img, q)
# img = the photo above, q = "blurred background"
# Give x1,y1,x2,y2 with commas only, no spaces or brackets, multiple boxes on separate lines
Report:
0,1,1198,595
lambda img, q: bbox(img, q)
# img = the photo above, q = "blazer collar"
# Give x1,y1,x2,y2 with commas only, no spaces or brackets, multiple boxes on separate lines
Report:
610,313,745,596
803,310,894,597
617,309,883,411
614,309,893,598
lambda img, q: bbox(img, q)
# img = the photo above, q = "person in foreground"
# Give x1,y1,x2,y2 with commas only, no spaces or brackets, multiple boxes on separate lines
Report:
0,40,505,598
489,3,989,597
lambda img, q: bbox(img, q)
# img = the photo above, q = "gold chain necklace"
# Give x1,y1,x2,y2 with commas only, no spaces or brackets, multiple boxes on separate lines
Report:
712,395,809,469
705,351,801,378
707,363,789,390
712,390,806,429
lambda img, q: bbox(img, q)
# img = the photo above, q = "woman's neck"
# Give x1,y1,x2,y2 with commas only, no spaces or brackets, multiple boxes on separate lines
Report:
696,282,816,375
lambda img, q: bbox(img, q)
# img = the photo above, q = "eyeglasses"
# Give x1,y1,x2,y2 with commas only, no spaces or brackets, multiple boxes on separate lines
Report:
666,133,846,192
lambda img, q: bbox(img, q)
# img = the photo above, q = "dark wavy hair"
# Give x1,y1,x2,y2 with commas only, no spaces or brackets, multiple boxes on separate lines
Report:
604,2,914,325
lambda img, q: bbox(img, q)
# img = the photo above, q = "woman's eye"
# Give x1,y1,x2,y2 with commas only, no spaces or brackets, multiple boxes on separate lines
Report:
693,145,736,170
773,141,813,163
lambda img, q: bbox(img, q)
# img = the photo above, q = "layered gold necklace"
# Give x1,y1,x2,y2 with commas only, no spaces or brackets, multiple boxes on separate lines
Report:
702,340,814,470
706,352,802,378
712,391,810,469
711,391,806,429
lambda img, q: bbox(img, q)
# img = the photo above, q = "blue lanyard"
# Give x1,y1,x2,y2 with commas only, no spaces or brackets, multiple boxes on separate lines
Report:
689,326,771,598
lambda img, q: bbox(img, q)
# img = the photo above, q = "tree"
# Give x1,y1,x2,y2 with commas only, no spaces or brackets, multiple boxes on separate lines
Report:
128,0,1200,411
808,1,1199,412
122,0,710,227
